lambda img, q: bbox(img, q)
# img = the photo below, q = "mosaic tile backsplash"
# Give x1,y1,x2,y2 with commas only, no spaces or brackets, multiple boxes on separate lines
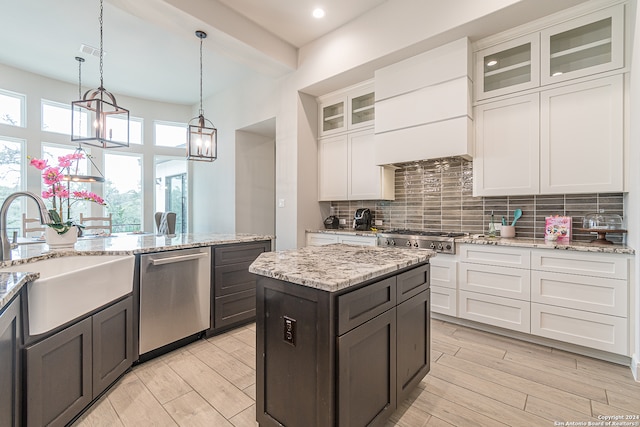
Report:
330,157,625,243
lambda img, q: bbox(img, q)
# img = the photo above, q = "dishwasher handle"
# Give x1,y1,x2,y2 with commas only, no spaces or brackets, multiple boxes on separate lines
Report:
150,252,208,266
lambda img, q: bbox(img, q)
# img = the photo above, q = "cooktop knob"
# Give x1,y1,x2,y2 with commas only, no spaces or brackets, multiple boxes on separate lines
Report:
445,244,452,250
413,242,419,248
405,241,411,247
429,242,436,249
437,243,444,250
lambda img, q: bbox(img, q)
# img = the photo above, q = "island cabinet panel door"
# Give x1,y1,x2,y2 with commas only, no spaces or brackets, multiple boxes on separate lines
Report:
0,294,21,427
92,296,134,398
25,317,92,427
397,289,430,403
256,277,334,427
337,307,397,427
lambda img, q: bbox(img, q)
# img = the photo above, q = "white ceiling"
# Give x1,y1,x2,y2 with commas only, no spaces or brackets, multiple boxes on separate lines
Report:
0,0,589,106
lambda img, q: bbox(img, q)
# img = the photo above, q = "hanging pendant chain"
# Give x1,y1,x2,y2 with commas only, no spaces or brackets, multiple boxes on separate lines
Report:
99,0,104,90
199,37,204,115
77,59,82,99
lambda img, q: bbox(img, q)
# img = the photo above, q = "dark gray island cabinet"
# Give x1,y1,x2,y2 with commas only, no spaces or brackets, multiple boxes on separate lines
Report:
249,244,435,427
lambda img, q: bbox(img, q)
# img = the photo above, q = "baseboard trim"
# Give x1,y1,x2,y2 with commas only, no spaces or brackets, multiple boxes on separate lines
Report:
632,353,640,381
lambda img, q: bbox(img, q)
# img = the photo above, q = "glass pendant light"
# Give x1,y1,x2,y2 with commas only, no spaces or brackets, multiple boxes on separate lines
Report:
187,30,217,162
64,56,105,183
71,0,129,149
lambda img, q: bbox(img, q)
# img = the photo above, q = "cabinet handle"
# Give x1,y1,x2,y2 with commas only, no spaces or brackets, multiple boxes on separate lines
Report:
150,252,207,266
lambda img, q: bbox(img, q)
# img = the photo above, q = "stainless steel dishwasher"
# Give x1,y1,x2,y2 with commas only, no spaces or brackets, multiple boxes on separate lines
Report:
139,247,211,355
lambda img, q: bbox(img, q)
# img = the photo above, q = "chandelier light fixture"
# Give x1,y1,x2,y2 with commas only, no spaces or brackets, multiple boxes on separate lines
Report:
187,30,217,162
64,57,105,183
71,0,129,149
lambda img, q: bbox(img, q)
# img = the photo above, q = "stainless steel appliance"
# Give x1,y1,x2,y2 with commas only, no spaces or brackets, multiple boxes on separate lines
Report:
353,208,372,230
139,247,211,355
377,230,466,254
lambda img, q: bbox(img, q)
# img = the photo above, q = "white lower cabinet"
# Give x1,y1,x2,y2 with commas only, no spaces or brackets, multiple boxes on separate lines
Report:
456,244,631,355
459,290,531,333
306,232,377,247
430,256,458,316
531,303,627,355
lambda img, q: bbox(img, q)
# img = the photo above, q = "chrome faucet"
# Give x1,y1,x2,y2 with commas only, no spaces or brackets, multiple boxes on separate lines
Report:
0,191,53,261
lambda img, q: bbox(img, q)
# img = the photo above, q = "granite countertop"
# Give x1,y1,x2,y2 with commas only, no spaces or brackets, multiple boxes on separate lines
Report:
249,243,436,292
0,233,274,311
457,236,635,255
306,229,379,237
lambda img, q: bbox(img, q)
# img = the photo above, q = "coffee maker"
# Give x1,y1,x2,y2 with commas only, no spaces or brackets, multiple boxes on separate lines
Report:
353,208,372,231
324,206,339,229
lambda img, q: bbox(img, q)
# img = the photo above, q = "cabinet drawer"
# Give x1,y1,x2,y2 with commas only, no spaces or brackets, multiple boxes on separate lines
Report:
214,289,256,329
429,257,457,289
338,277,396,335
397,264,429,303
306,233,339,246
459,290,530,333
430,286,457,317
460,245,530,268
531,250,628,280
214,262,256,296
531,271,627,317
459,263,530,301
531,303,627,355
214,241,270,266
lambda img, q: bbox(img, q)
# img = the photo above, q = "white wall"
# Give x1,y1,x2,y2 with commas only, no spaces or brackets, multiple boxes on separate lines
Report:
235,129,275,236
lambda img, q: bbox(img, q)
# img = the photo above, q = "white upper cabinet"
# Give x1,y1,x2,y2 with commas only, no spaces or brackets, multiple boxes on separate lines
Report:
474,93,540,196
318,81,374,137
541,4,624,86
318,134,349,200
540,74,623,194
475,34,540,101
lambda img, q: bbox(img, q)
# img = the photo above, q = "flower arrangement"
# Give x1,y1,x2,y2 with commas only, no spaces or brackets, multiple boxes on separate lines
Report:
29,152,106,234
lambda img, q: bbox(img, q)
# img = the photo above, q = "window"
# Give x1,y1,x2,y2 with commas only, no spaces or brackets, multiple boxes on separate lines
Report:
41,143,92,221
0,137,23,235
42,99,89,136
106,116,143,145
0,89,25,127
155,121,187,148
155,156,188,233
104,153,142,232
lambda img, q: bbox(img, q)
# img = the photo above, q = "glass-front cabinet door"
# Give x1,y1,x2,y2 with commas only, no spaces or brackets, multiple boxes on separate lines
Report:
475,34,540,101
541,4,624,85
348,85,375,130
319,96,347,137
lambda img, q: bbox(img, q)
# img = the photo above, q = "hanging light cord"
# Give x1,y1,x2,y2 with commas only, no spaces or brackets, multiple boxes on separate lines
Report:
77,58,82,99
99,0,104,91
199,34,204,116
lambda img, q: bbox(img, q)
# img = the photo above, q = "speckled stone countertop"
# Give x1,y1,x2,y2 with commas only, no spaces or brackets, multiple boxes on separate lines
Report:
0,233,273,311
457,236,635,255
249,243,435,292
306,229,379,237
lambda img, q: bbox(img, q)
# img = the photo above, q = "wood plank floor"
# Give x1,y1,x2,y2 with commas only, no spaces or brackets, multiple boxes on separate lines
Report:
73,320,640,427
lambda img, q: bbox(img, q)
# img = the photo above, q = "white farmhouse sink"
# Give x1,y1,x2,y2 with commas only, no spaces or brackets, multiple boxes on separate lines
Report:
1,255,135,335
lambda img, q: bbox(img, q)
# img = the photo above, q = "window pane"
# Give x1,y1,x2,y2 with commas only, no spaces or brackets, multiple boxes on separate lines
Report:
106,116,143,145
0,89,25,127
155,156,188,233
0,137,23,236
155,121,187,148
42,100,72,134
105,153,142,232
41,144,91,222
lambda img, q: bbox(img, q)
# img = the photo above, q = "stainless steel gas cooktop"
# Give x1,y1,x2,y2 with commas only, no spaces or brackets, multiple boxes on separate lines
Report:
377,229,467,254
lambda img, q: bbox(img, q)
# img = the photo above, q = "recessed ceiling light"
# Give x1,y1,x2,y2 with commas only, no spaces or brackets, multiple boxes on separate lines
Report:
486,60,497,67
313,7,325,19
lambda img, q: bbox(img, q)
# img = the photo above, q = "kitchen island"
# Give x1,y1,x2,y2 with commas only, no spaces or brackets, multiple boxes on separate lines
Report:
249,244,436,427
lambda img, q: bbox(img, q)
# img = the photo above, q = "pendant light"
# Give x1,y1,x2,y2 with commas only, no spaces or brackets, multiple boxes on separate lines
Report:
187,30,217,162
63,57,105,183
71,0,129,149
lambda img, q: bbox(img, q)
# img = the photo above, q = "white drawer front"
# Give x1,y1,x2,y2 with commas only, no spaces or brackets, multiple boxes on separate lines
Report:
531,303,628,355
531,250,628,279
431,286,457,316
459,290,530,333
338,235,377,246
531,271,627,317
460,263,530,300
460,245,530,269
306,233,339,246
429,258,458,289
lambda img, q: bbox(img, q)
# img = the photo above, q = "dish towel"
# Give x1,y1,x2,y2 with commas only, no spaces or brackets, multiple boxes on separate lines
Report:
158,212,170,235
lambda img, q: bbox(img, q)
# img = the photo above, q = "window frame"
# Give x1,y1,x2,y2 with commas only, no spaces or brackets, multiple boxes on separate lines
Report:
0,88,27,128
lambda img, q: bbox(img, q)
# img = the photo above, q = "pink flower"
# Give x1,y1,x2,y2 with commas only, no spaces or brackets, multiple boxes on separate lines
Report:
42,167,62,185
42,190,54,199
53,185,69,199
30,158,48,170
57,154,74,168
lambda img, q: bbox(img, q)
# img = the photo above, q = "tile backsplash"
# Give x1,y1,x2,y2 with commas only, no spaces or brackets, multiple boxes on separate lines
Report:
330,157,625,243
